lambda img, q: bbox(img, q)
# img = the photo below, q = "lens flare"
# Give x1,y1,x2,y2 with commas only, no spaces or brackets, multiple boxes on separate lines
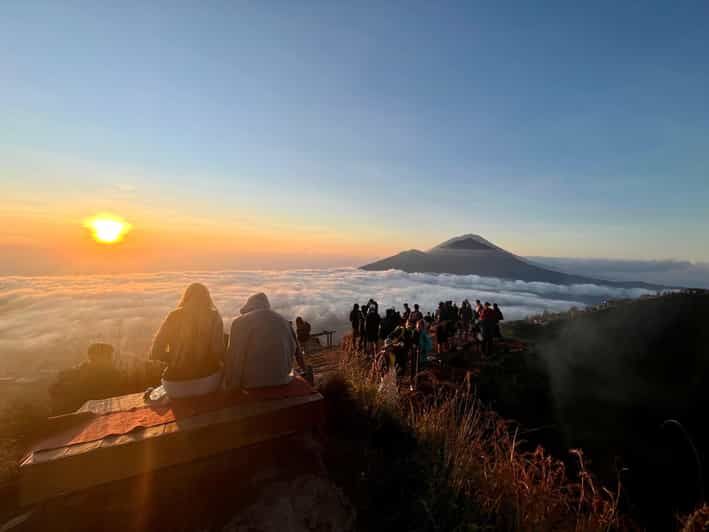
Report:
83,215,131,244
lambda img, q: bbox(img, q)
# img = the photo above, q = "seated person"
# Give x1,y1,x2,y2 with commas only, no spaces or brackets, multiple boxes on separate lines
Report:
150,283,225,398
225,293,307,389
50,342,122,414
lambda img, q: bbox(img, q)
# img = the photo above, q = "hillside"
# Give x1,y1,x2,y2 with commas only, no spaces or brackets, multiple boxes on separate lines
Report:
362,234,663,289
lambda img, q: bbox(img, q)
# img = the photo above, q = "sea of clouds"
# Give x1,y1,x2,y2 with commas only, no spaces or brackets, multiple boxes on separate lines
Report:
0,268,657,375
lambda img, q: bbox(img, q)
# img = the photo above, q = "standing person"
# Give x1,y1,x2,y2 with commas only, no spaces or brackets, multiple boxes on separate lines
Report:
436,302,445,322
358,303,368,350
435,319,449,354
224,293,307,390
460,300,473,339
150,283,225,398
402,303,411,323
407,320,420,389
364,306,381,357
367,298,379,315
417,320,433,369
480,302,495,358
493,303,504,339
295,316,311,346
446,301,458,344
475,300,484,321
410,304,423,324
349,304,362,348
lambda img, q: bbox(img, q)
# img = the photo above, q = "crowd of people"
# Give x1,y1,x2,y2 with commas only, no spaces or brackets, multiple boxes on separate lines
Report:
349,298,504,386
54,284,506,406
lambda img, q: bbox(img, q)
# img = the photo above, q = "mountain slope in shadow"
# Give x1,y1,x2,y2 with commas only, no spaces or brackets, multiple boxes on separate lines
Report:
361,234,662,289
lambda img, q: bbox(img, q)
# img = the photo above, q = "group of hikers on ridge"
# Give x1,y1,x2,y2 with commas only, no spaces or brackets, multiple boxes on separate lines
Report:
149,283,310,399
56,285,504,407
349,298,504,383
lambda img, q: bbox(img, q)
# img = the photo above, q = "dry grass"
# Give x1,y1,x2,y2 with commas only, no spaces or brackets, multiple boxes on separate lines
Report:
333,357,627,531
679,504,709,532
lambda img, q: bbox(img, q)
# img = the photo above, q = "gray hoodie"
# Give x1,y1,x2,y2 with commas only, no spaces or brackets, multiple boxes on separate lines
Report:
224,293,297,389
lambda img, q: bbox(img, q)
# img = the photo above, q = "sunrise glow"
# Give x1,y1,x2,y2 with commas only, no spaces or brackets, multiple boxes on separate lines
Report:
84,215,131,244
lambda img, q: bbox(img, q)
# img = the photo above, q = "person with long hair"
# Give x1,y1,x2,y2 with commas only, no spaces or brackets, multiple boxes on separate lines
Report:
150,283,225,397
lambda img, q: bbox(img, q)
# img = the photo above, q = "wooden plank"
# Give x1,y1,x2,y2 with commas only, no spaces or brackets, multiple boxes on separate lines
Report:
20,393,324,505
32,394,321,461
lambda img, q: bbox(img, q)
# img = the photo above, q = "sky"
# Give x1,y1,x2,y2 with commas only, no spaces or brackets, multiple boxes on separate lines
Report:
2,1,708,274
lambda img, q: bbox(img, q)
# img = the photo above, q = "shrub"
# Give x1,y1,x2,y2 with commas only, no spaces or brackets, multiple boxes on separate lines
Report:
320,357,625,531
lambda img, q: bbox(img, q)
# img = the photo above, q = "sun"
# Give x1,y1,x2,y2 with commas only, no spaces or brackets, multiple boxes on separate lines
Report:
83,214,131,244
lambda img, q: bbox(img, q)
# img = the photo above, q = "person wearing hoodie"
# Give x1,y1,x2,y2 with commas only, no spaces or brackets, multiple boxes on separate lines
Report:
224,293,307,389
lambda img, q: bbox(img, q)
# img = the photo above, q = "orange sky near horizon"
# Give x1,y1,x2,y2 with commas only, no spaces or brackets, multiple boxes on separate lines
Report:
0,205,408,275
6,150,703,276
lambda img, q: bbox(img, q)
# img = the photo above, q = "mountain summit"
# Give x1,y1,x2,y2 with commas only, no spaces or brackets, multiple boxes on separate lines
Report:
361,234,658,288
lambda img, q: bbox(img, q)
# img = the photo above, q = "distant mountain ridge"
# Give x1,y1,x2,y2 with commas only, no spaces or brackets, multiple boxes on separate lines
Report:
361,234,663,289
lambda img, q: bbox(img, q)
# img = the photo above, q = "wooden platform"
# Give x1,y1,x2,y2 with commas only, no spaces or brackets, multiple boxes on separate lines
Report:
19,388,325,506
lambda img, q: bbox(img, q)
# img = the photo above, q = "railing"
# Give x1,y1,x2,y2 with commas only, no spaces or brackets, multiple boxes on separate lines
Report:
310,330,335,348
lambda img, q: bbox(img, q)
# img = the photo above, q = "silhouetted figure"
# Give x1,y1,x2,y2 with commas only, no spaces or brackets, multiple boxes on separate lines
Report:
380,308,398,339
295,316,311,345
150,283,225,397
386,320,413,376
358,302,368,349
402,303,411,323
480,302,495,357
350,304,362,346
364,306,381,356
407,320,420,387
493,303,504,339
436,301,445,322
416,319,433,368
50,343,123,414
474,299,483,321
225,293,306,389
436,320,449,354
460,300,474,337
410,303,423,324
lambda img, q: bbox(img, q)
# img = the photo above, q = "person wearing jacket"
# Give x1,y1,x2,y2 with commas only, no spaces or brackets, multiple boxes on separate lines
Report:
416,319,433,368
150,283,225,398
295,316,311,345
386,321,413,376
480,302,495,357
364,306,381,356
492,303,504,339
410,304,423,324
224,293,306,390
349,303,362,345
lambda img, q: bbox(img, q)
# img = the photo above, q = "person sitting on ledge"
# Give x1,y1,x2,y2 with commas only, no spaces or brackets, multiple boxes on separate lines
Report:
150,283,225,398
225,292,307,390
50,342,122,414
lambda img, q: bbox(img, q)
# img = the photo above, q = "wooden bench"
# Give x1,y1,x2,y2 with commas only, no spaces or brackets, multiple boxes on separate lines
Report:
19,386,325,506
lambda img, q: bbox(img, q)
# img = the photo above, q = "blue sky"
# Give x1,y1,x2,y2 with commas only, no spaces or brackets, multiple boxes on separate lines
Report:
2,1,708,268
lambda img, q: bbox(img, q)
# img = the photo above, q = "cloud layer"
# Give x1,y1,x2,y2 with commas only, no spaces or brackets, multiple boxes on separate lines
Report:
528,257,709,289
0,268,656,375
